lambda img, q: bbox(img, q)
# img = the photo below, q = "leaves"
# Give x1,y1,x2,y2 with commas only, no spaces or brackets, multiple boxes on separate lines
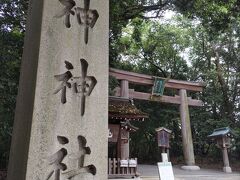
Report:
110,1,240,163
0,0,239,169
0,0,28,169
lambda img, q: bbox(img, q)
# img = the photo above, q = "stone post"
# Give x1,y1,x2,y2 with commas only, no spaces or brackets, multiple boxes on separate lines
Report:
161,153,168,162
222,147,232,173
7,0,109,180
167,148,170,161
120,80,129,159
179,89,200,170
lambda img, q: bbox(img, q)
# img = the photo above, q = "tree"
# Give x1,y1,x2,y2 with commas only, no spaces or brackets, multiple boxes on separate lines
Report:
1,0,240,169
0,0,28,168
118,18,190,79
110,10,240,163
110,0,240,65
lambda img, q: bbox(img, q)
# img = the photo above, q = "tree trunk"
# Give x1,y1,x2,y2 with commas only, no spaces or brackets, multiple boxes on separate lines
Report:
213,48,235,123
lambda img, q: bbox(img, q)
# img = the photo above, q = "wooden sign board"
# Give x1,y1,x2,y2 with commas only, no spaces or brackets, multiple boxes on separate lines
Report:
157,162,174,180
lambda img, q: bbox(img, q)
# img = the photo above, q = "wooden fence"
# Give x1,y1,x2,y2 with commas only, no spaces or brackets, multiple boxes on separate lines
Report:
108,158,138,178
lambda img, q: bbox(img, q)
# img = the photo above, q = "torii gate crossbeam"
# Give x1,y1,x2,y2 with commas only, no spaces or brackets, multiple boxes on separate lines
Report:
110,68,205,170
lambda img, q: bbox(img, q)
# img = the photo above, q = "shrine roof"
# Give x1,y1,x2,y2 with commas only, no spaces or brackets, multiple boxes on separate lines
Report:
121,120,139,132
208,127,235,138
155,127,172,133
109,96,148,121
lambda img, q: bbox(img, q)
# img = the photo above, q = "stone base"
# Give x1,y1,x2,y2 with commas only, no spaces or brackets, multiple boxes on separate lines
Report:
223,166,232,173
181,165,200,171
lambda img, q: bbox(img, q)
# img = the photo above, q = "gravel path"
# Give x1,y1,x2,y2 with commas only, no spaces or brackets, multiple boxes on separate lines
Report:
138,164,240,180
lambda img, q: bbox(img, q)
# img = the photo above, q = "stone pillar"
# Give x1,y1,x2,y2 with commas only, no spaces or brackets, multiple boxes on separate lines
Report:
222,147,232,173
167,148,170,161
161,153,168,162
7,0,109,180
120,80,129,159
179,89,200,170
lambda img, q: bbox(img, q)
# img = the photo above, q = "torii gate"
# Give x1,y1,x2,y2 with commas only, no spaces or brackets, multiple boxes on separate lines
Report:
110,68,205,170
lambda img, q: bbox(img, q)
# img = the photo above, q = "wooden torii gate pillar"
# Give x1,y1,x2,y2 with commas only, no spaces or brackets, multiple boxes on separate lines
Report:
179,89,195,167
110,68,205,170
120,80,130,159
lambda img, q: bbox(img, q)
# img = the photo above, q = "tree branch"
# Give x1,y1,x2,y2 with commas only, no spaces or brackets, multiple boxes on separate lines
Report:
121,1,171,20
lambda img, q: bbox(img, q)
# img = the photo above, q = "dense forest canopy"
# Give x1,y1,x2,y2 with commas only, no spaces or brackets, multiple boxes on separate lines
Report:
110,0,240,163
0,0,240,168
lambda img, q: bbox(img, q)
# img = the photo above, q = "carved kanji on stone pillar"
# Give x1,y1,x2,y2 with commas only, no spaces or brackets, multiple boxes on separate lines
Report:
7,0,108,179
54,59,97,116
64,136,96,179
54,61,73,104
46,135,96,179
45,136,69,180
55,0,99,44
55,0,76,28
73,59,97,116
75,0,99,44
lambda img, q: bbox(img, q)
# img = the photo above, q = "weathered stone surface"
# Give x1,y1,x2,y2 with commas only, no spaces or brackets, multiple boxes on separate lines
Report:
7,0,108,180
223,166,232,173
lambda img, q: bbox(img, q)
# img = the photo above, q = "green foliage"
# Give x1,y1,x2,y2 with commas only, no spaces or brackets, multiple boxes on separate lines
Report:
110,0,173,66
110,1,240,163
0,0,28,30
174,0,240,36
109,76,119,96
0,0,28,169
118,19,190,79
0,0,239,169
130,101,182,163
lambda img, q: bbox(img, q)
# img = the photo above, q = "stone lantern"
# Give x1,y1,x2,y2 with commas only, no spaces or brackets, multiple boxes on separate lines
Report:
156,127,172,160
208,127,235,173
